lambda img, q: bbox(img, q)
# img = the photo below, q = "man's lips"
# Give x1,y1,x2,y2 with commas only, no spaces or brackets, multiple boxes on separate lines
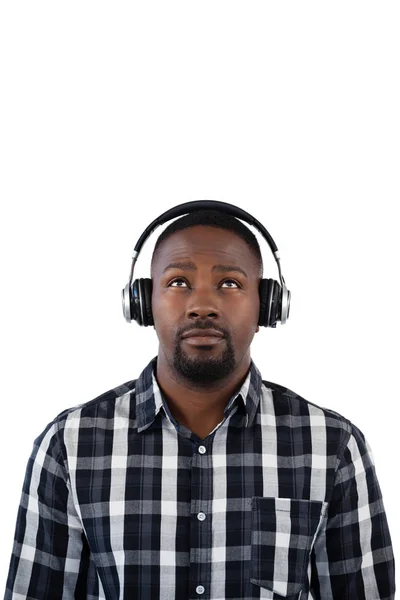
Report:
181,328,225,346
181,328,225,339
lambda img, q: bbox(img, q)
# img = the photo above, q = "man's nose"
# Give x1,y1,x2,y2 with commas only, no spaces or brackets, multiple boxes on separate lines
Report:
185,288,220,320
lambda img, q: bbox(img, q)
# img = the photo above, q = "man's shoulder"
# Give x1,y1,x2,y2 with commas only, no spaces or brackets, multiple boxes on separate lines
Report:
261,379,352,433
29,379,139,453
52,378,138,425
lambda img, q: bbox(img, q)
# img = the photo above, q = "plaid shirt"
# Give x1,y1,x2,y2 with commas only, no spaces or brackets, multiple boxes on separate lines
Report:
4,357,395,600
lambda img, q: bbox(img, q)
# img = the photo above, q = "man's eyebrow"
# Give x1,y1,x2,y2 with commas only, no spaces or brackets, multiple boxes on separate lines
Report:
162,261,197,274
162,261,248,278
212,264,248,278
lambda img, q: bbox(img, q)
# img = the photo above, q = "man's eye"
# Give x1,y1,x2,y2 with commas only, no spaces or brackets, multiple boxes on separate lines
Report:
169,278,188,287
220,279,240,288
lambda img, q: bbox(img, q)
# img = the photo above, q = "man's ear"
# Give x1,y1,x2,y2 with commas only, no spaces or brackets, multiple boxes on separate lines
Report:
255,325,260,333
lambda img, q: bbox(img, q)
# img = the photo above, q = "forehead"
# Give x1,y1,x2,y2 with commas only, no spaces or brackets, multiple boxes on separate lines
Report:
152,226,259,274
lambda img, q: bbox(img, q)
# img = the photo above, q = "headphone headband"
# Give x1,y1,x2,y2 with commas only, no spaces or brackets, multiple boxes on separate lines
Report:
134,200,278,254
122,199,291,327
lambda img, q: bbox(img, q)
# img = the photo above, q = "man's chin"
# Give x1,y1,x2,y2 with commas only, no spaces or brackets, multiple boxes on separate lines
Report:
173,350,235,383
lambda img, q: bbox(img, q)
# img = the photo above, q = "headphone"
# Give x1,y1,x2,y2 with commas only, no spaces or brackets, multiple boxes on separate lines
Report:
121,200,291,328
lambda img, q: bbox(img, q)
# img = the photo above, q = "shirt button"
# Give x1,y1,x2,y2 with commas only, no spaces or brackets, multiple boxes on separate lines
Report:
198,445,206,454
196,585,205,594
197,512,206,521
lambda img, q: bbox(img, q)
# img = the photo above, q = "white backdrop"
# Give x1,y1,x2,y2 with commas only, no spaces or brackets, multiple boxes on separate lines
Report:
1,1,398,592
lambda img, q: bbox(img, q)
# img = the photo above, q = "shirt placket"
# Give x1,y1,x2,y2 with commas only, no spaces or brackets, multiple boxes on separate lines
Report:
189,440,213,599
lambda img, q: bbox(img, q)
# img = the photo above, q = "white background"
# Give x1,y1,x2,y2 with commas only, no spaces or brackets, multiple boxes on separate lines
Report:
1,0,398,592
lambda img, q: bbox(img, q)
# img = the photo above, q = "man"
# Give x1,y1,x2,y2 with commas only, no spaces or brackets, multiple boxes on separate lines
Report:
4,206,395,599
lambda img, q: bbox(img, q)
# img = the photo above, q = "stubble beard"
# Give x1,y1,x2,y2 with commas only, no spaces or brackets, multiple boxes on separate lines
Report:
173,333,236,384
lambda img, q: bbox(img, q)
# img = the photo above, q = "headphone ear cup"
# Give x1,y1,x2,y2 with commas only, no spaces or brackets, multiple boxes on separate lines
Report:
131,279,153,326
269,280,281,328
141,278,154,327
131,279,142,325
258,278,281,327
258,279,270,327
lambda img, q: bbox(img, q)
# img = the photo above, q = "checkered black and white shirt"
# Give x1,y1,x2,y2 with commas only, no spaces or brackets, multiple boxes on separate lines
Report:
4,357,395,599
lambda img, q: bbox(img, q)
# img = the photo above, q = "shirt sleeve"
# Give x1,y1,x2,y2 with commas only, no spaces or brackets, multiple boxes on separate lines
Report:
3,419,90,599
310,422,396,600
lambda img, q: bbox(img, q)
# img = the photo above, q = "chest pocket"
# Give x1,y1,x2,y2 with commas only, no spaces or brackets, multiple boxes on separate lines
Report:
250,497,328,598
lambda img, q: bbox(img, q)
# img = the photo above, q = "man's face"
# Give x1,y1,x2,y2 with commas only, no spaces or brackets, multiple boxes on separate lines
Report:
151,226,261,384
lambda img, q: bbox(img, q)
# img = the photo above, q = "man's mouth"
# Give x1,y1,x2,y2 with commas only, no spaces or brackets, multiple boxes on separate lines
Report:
181,328,225,346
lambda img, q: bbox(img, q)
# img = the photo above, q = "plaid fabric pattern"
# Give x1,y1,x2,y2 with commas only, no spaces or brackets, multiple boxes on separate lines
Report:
4,356,395,599
250,497,328,597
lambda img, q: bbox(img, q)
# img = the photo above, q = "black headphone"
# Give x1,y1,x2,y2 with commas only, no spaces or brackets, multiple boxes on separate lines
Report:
121,200,291,328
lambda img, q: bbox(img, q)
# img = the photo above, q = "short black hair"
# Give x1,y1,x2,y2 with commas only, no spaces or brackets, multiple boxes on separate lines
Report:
151,209,263,276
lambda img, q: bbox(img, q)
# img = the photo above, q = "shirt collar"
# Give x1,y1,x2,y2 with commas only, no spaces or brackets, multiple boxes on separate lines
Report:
135,356,262,433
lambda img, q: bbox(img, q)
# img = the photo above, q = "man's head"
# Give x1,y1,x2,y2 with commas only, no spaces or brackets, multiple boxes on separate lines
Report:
150,210,263,386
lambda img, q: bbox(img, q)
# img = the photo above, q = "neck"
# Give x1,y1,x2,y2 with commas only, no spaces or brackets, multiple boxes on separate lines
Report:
154,350,251,438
